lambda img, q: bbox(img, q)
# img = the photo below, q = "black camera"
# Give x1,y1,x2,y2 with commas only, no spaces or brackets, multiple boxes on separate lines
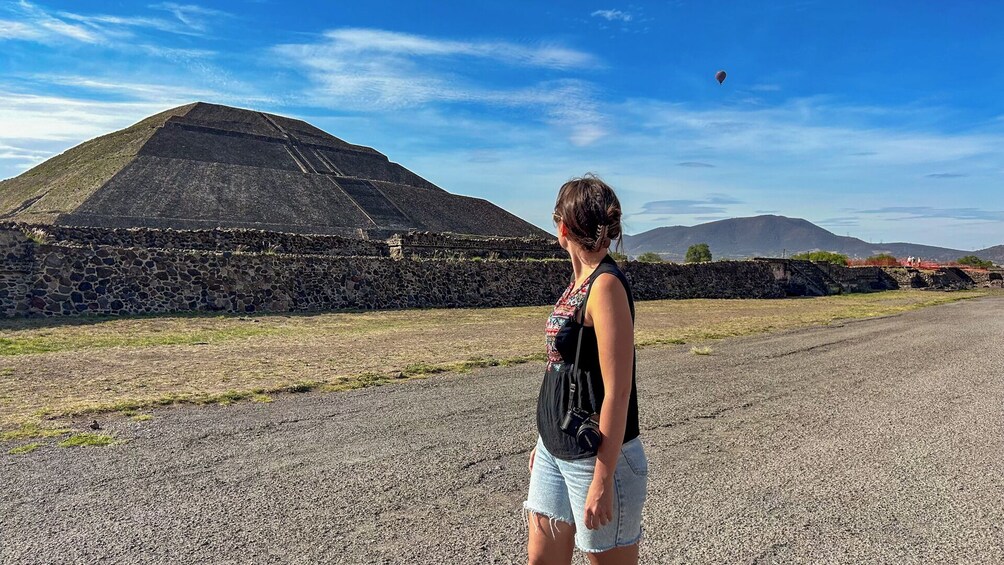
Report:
560,406,602,452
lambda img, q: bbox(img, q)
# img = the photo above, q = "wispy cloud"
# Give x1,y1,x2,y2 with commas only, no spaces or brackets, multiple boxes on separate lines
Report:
677,161,715,168
1,1,228,44
304,28,597,70
615,97,1003,167
0,143,51,163
858,206,1004,222
274,28,606,145
35,75,221,101
591,9,633,22
816,216,860,228
0,92,169,143
148,3,230,33
925,172,967,178
2,1,99,43
639,194,743,215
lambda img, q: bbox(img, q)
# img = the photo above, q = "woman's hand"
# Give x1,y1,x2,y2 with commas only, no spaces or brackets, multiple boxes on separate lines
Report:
528,446,536,473
583,477,614,529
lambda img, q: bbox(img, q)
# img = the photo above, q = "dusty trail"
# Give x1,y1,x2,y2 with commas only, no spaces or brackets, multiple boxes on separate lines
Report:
2,297,1002,564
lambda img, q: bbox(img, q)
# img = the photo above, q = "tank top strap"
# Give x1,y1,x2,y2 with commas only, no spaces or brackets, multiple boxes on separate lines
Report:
575,255,634,323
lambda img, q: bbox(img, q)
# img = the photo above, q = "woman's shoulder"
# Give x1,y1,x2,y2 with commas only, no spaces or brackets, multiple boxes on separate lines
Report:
589,271,630,303
593,259,631,290
587,260,634,314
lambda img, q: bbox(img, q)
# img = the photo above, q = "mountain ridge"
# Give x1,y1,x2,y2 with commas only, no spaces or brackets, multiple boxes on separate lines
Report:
622,215,1001,263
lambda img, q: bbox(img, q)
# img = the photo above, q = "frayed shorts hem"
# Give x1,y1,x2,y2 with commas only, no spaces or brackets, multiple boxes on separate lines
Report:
522,501,574,526
575,530,643,554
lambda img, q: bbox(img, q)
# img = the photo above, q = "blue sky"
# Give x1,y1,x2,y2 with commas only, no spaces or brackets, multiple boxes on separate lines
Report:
1,0,1002,250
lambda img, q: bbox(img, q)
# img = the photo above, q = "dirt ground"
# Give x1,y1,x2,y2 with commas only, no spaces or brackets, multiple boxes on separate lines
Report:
3,293,1002,563
0,289,991,431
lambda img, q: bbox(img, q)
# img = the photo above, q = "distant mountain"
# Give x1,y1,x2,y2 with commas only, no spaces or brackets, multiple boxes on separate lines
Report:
621,215,993,262
975,245,1004,264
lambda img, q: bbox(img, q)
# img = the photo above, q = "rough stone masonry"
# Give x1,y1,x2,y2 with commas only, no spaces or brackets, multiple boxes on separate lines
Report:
0,224,921,319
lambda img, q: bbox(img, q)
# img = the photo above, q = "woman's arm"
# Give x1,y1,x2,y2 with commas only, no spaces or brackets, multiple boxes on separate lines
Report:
583,273,634,529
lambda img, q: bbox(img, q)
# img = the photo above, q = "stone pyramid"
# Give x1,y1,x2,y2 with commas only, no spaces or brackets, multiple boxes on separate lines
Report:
0,102,548,238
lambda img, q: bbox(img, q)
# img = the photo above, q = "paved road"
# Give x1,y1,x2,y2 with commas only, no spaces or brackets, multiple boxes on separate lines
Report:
3,297,1003,564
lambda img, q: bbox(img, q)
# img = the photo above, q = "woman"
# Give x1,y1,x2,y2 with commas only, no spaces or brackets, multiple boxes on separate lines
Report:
525,175,647,565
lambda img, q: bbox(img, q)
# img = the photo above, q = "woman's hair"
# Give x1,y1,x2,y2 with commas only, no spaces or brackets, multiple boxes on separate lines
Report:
553,173,623,252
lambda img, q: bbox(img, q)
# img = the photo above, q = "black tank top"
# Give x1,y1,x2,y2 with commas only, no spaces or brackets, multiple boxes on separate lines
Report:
537,254,640,460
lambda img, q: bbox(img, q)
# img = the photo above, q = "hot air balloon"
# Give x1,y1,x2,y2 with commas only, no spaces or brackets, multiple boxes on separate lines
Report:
715,70,726,84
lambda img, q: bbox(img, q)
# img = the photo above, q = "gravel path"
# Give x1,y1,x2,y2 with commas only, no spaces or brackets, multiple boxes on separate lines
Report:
3,296,1002,564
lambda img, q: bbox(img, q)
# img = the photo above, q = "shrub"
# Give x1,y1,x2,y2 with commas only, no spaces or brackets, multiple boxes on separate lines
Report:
609,251,628,262
22,227,49,245
636,252,664,263
790,251,849,265
866,253,899,266
685,243,712,263
957,255,993,269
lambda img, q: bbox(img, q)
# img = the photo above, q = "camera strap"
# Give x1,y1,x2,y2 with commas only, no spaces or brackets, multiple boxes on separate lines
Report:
568,262,606,413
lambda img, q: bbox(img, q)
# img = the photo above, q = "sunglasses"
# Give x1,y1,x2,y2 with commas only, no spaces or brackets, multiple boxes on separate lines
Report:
552,212,561,225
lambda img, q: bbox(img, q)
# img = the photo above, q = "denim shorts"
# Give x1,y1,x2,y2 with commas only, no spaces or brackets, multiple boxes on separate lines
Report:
524,435,648,553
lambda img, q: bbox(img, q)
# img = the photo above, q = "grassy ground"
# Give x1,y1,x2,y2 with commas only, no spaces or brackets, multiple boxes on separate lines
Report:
0,289,994,435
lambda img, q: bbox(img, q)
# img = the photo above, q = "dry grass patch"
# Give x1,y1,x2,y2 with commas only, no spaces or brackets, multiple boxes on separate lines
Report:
0,422,71,441
8,442,41,455
57,433,115,448
0,289,990,431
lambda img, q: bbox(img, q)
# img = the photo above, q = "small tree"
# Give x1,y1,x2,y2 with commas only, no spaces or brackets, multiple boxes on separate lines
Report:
866,253,899,266
685,243,712,263
609,251,628,262
636,252,664,263
957,255,993,269
790,251,849,266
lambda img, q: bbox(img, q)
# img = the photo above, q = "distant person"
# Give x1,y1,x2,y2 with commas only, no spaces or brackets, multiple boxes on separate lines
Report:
525,175,647,565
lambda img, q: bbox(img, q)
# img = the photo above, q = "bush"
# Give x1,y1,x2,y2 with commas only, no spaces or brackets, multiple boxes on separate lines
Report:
957,255,993,269
790,251,849,265
866,253,899,266
636,252,664,263
609,251,628,262
685,243,712,263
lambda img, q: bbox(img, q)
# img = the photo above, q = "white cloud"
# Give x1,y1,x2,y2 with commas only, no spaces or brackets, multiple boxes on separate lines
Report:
274,28,607,145
34,75,222,101
0,18,45,40
0,143,51,163
7,1,101,43
0,92,170,144
306,28,597,70
615,97,1000,166
148,3,231,33
1,1,228,44
591,9,633,22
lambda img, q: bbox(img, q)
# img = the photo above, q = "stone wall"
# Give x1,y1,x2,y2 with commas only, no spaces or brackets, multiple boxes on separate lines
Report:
881,266,998,290
20,244,574,316
0,229,34,317
387,231,563,260
964,269,1003,287
815,263,899,293
1,225,939,319
620,261,785,299
5,223,389,257
755,258,898,296
2,230,797,317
